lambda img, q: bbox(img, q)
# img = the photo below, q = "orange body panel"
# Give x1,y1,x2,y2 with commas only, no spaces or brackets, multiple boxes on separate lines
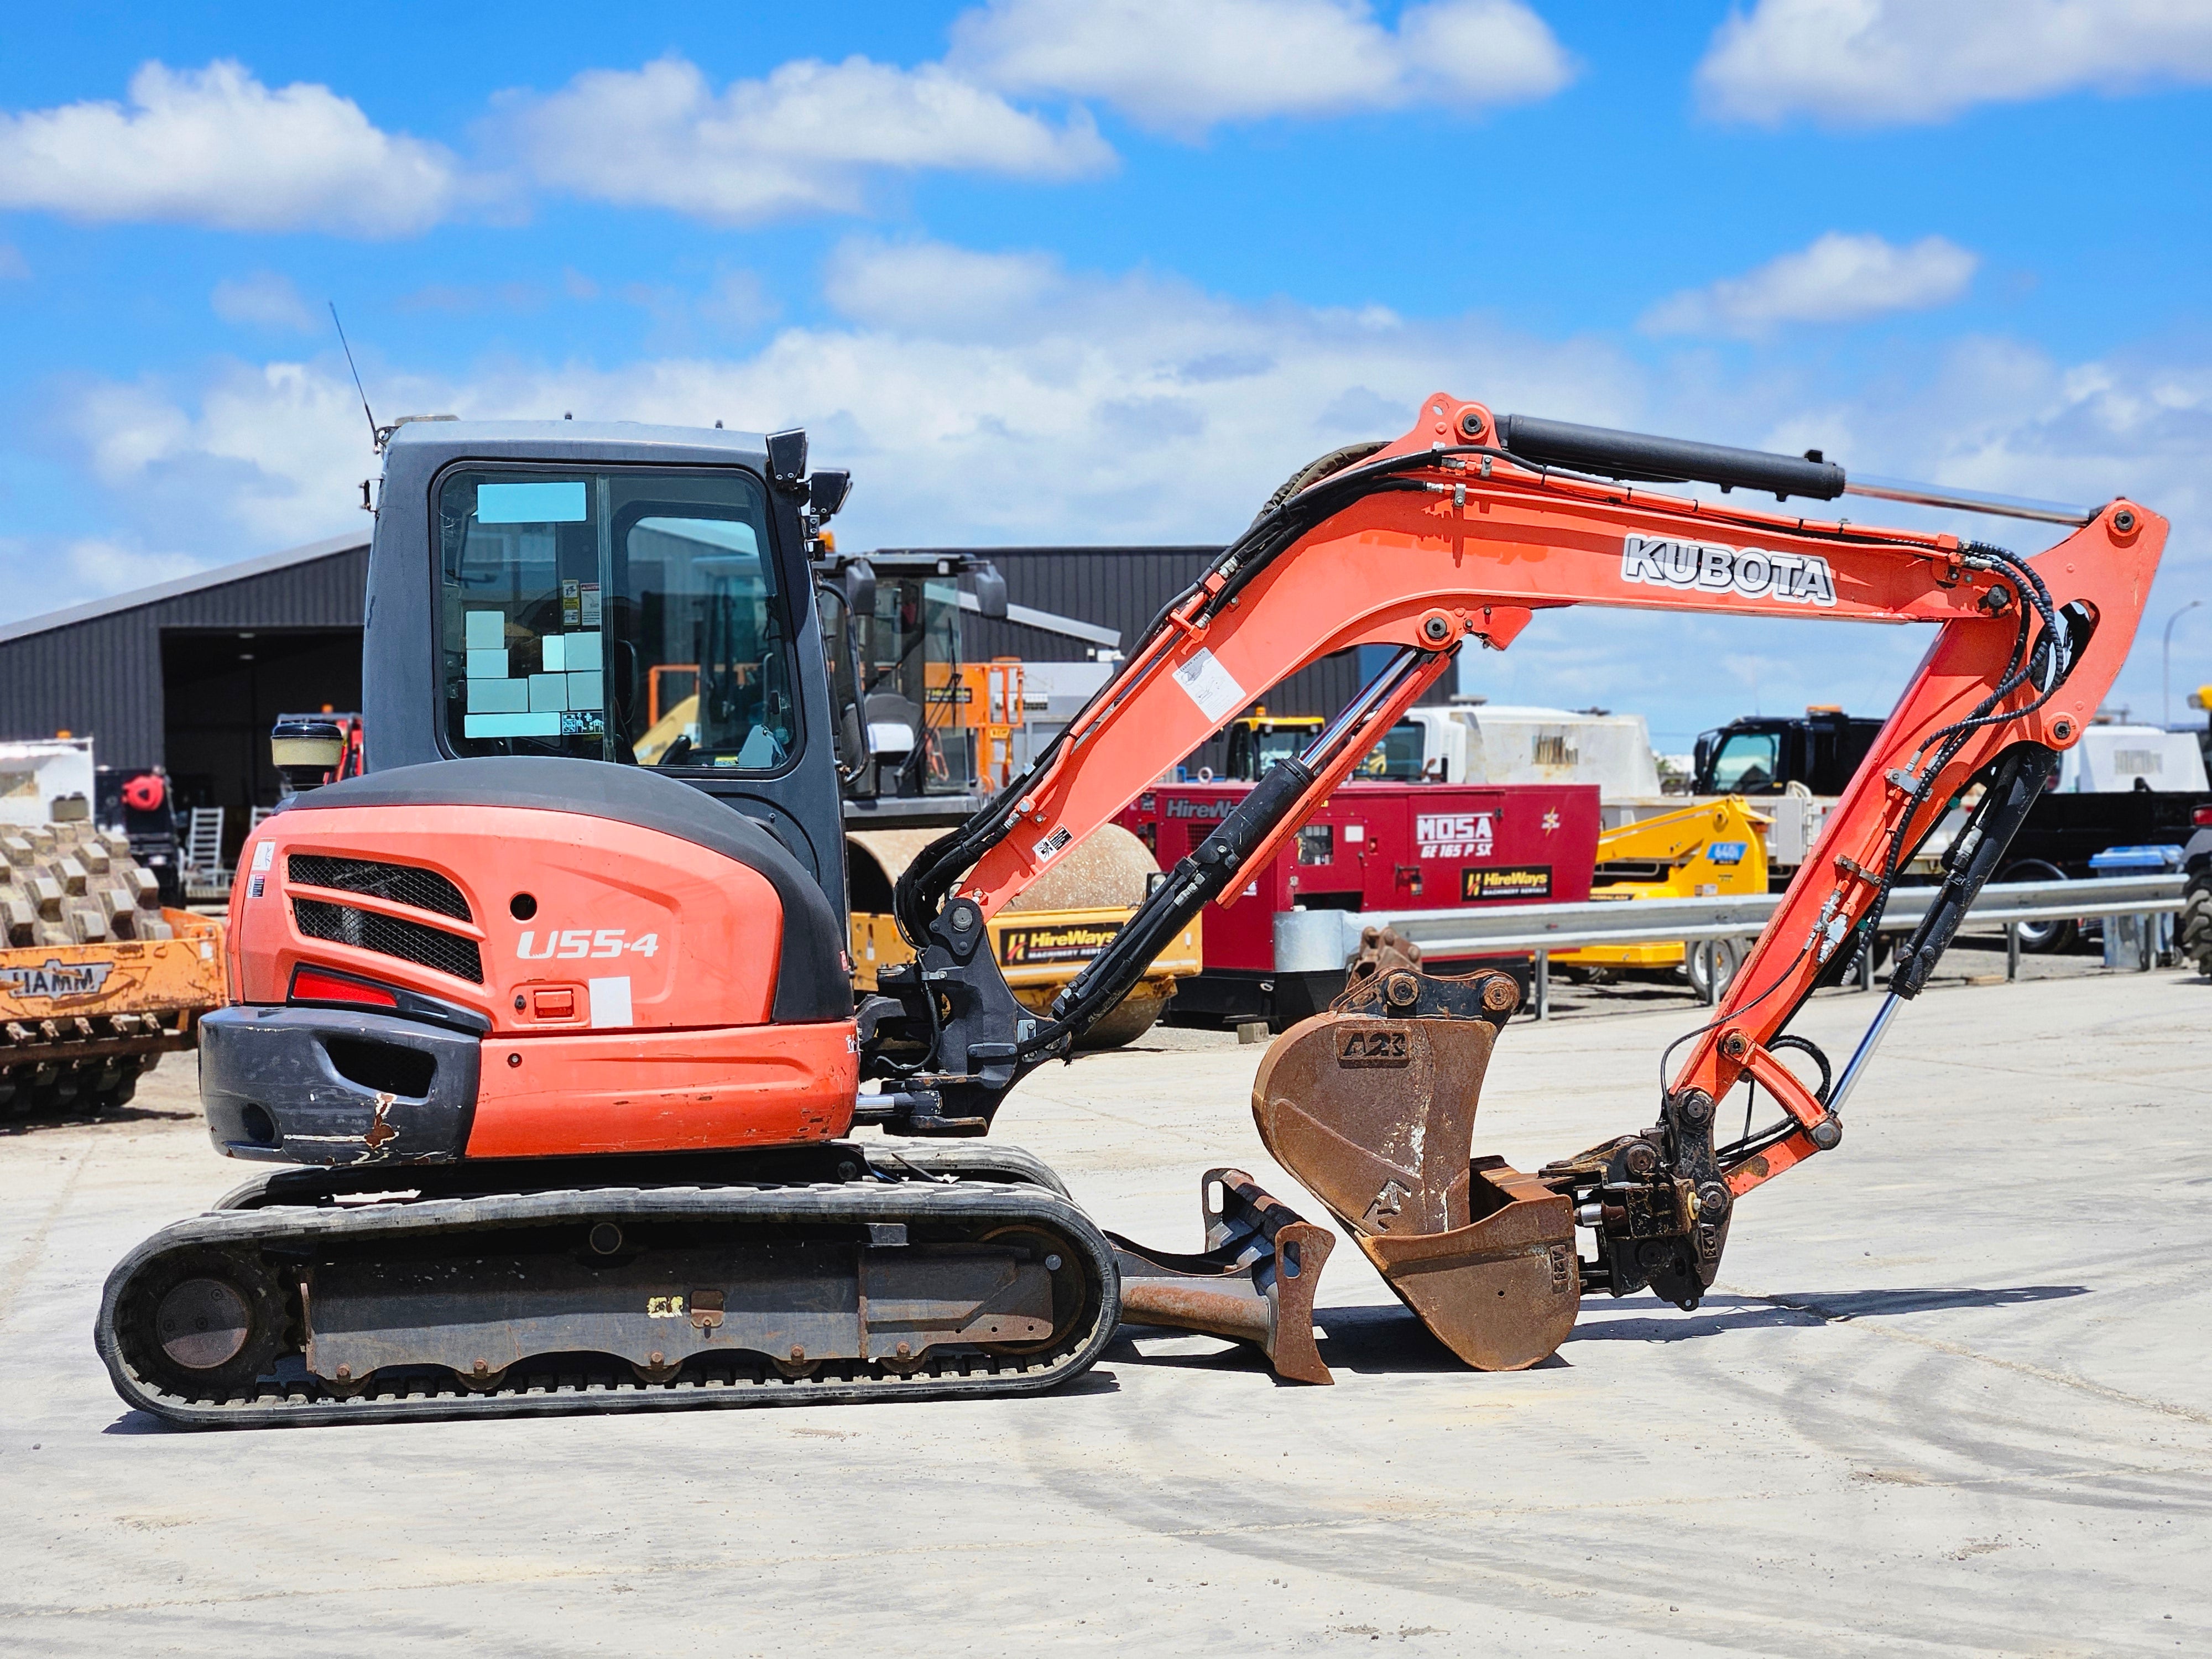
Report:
226,800,856,1159
230,803,785,1034
466,1019,857,1157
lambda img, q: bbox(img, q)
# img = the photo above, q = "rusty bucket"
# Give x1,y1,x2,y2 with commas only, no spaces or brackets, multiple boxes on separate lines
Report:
1251,966,1578,1371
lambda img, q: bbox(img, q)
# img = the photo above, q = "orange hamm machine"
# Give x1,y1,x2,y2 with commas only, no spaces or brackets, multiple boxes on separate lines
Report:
97,401,2162,1425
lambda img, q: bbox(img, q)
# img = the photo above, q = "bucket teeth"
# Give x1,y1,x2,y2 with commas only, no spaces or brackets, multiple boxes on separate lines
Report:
1251,968,1580,1373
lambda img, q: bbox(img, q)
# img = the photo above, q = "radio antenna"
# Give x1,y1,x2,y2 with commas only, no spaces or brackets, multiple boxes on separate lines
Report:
329,302,381,451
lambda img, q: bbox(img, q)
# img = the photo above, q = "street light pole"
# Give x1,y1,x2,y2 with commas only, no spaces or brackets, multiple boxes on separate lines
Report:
2166,599,2204,727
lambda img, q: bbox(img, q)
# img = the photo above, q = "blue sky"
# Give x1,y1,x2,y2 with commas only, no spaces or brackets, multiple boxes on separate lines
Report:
2,0,2208,747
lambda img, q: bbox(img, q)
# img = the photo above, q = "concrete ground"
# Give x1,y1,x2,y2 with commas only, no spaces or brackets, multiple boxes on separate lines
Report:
3,960,2207,1657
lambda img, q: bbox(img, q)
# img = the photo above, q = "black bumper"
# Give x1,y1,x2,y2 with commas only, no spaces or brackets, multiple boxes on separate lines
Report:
199,1006,481,1166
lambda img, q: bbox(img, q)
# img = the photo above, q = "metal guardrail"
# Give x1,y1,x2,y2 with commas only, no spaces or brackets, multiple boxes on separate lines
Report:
1274,874,2186,1019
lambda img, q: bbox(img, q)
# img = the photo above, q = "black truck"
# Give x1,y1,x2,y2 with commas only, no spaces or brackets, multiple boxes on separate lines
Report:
1694,708,2212,952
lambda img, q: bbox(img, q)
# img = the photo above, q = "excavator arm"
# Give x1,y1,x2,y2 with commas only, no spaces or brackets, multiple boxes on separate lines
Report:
861,389,2161,1360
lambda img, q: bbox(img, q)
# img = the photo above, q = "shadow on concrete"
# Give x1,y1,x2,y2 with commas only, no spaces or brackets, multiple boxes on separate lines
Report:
1104,1329,1296,1383
1114,1285,2086,1377
3,1105,196,1136
1115,1304,1571,1380
1314,1303,1577,1374
101,1412,172,1436
1568,1284,2088,1345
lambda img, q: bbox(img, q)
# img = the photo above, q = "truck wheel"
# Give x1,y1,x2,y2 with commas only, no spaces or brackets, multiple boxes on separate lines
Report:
2000,860,2075,953
2183,871,2212,977
1684,937,1743,1000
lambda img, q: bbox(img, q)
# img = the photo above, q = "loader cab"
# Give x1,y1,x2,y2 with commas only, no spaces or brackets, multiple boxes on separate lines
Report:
1222,713,1324,782
1352,718,1428,781
813,551,1011,804
362,420,849,919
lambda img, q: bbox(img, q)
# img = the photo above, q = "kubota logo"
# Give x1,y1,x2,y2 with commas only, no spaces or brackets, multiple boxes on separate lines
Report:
1621,535,1836,607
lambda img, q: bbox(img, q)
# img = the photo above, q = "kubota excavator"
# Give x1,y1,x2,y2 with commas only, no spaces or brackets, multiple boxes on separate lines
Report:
96,394,2161,1425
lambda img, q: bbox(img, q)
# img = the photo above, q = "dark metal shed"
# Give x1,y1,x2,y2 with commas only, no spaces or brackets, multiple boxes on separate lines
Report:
0,535,1443,833
0,531,371,830
940,544,1455,722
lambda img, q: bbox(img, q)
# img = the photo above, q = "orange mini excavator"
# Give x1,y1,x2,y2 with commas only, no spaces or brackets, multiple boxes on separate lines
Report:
98,396,2162,1425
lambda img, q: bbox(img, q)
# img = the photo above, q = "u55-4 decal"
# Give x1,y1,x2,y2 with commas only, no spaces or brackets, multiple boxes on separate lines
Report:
1621,534,1836,607
517,928,659,960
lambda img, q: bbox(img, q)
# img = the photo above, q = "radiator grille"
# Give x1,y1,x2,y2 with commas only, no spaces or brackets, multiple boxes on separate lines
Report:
293,899,484,984
288,855,471,921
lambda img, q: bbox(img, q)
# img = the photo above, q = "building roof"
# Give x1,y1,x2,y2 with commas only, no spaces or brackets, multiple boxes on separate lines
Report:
0,529,371,648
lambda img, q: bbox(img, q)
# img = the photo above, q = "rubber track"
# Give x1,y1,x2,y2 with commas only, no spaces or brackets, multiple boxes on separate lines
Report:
204,1142,1074,1212
97,1179,1121,1429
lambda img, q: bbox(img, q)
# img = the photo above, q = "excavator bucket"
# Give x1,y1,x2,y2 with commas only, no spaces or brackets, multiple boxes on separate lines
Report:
1109,1168,1335,1385
1251,959,1579,1371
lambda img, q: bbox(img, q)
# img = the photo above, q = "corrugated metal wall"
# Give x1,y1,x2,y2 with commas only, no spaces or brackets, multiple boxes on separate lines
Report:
0,540,1441,775
0,544,369,769
946,545,1450,719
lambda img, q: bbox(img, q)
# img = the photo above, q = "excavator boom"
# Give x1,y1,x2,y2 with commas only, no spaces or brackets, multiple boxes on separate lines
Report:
872,389,2160,1362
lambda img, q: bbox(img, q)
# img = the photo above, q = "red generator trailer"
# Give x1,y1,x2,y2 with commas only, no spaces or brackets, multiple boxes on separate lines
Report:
1119,779,1600,1027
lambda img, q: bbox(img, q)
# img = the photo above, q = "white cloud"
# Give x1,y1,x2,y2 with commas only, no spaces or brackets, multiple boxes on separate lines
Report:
0,60,460,236
1697,0,2212,127
66,538,202,595
1641,233,1978,338
211,270,320,333
33,238,2210,735
821,238,1066,336
500,54,1112,224
950,0,1573,135
66,361,381,546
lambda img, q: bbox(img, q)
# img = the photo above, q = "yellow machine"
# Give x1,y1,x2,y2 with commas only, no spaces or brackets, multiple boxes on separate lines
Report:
0,817,226,1114
847,823,1199,1048
924,658,1026,796
1555,797,1769,987
1220,711,1324,780
815,550,1197,1041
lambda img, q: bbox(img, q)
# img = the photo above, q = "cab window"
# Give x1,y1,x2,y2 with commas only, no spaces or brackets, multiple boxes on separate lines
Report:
439,468,797,769
1356,720,1426,781
1707,731,1781,792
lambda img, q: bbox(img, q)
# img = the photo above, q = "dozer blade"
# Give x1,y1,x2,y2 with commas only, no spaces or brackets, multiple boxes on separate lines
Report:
1250,964,1579,1372
1108,1168,1334,1385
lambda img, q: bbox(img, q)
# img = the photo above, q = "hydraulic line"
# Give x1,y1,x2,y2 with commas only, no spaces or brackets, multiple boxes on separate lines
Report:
1025,645,1441,1053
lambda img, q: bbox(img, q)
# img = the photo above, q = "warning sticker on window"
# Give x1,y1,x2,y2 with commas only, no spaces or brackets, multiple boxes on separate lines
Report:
1171,648,1247,724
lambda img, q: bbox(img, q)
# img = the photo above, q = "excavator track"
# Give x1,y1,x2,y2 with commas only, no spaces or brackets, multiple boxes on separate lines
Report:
97,1171,1119,1428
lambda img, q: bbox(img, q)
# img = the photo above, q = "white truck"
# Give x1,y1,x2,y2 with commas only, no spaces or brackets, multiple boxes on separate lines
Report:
1388,702,1662,822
